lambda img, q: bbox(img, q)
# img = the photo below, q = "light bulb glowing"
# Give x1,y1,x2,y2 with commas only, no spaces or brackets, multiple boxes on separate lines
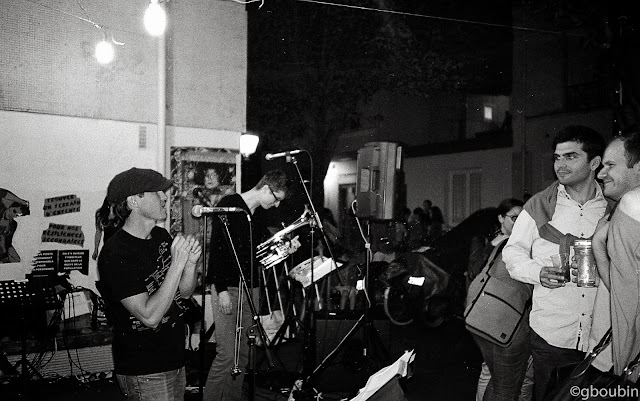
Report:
240,134,260,157
95,40,115,64
144,0,167,36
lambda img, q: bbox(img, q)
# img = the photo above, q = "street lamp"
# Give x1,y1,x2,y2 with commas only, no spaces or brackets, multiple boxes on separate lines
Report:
240,134,260,158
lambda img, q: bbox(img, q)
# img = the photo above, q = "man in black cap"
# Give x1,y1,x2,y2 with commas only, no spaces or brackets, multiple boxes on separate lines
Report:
98,167,202,401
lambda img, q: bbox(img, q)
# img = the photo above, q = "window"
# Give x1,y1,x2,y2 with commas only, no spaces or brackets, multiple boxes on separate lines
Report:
448,169,482,226
483,106,493,121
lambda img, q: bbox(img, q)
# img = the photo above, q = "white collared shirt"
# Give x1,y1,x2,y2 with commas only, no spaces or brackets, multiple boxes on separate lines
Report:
503,183,608,350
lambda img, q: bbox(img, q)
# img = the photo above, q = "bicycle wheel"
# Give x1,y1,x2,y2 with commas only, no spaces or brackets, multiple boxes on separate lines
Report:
383,286,415,326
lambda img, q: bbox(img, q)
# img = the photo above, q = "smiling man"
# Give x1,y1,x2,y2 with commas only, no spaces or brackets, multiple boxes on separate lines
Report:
502,126,608,400
591,132,640,380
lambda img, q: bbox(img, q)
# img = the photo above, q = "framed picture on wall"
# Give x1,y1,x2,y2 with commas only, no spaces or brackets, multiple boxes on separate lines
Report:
169,147,238,245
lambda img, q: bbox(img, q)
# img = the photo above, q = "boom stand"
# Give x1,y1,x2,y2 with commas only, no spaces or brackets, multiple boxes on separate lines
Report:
283,154,345,400
218,213,275,401
292,219,390,400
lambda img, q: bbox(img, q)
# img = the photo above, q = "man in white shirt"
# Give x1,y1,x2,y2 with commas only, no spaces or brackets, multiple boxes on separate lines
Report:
503,125,608,400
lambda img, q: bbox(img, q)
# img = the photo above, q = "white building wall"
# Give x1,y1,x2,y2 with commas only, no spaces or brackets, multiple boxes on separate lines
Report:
404,148,514,226
0,1,247,283
0,111,239,287
324,148,514,229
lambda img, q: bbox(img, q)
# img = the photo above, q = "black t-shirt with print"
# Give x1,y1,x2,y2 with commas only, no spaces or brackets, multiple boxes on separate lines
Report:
98,226,185,375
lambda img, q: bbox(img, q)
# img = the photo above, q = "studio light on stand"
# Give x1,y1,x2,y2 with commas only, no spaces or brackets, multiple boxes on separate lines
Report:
144,0,167,37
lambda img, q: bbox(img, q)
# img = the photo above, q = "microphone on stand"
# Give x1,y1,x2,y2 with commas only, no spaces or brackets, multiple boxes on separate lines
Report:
191,205,244,217
265,149,303,161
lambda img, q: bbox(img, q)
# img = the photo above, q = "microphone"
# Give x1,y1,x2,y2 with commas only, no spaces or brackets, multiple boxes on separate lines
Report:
191,205,244,217
265,149,303,160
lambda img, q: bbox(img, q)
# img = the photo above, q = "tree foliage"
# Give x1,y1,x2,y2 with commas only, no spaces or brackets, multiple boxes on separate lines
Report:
247,0,512,203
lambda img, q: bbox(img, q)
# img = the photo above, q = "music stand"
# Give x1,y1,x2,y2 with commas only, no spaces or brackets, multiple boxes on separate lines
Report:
0,280,46,384
291,218,390,399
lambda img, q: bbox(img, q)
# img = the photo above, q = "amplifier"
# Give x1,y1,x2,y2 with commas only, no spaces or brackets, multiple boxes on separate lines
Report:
6,344,114,377
314,314,391,364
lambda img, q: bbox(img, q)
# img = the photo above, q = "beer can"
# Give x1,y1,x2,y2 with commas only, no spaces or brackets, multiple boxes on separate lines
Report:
573,239,597,287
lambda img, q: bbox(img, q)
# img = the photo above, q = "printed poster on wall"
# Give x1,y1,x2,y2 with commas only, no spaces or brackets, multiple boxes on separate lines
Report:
169,147,237,260
0,188,30,263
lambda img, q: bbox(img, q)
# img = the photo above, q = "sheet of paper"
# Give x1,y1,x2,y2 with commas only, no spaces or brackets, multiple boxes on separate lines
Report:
349,349,416,401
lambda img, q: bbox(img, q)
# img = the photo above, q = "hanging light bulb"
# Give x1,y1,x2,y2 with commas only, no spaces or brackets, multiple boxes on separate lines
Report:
144,0,167,36
95,38,115,64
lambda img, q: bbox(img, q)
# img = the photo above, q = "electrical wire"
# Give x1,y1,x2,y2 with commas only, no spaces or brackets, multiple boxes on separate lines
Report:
350,199,372,307
289,0,586,37
23,0,127,45
230,0,265,8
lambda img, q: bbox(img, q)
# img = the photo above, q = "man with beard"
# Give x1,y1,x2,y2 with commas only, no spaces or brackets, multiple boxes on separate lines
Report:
503,126,609,400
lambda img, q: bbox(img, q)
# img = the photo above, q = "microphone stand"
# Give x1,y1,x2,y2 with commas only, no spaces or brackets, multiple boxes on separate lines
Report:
296,213,390,399
217,212,275,401
198,214,210,401
284,152,343,400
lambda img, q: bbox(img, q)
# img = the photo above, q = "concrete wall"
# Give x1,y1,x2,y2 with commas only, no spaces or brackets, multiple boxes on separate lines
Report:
0,111,240,287
0,0,247,128
0,1,247,284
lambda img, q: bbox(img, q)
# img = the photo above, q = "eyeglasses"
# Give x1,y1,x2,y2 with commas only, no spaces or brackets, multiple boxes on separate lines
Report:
268,186,283,202
505,214,519,222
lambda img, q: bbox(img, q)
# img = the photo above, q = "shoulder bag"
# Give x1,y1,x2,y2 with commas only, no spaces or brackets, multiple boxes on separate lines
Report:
464,240,533,347
544,328,640,401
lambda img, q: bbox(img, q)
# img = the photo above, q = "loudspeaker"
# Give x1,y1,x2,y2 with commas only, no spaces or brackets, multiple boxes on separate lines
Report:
314,316,391,364
356,142,405,220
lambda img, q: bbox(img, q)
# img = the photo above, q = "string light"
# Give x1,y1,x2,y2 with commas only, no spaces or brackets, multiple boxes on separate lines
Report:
95,36,114,64
144,0,167,37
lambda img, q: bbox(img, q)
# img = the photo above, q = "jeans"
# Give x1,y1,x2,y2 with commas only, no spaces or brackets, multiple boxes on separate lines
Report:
203,286,260,401
473,310,533,401
116,368,186,401
531,330,585,401
476,357,535,401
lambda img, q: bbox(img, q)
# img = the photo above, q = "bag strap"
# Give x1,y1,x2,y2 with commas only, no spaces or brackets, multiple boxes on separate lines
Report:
484,240,508,276
621,345,640,379
571,328,640,379
571,328,612,378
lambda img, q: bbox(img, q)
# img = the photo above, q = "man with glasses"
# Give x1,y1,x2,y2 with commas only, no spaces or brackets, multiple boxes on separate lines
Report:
203,169,299,401
503,126,609,400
